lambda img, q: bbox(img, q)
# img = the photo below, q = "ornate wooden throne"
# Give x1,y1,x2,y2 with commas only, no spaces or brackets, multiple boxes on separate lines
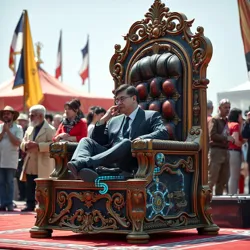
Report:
30,0,219,243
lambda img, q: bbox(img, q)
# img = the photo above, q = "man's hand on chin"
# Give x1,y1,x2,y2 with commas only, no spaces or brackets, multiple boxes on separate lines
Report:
99,105,120,125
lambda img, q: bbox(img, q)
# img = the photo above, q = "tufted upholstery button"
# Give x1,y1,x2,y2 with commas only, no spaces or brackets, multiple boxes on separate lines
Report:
150,78,162,98
149,100,161,113
165,122,175,140
162,79,176,97
162,100,175,119
136,83,149,101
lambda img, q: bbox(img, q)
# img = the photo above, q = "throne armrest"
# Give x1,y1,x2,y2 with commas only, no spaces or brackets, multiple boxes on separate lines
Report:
131,127,202,179
132,127,202,152
50,141,78,179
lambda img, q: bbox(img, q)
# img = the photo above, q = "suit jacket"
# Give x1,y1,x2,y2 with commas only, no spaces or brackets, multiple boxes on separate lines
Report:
91,108,168,146
20,120,56,179
53,118,87,142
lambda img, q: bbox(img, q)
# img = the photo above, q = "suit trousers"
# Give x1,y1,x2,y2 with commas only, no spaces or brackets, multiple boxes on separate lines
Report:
71,138,137,172
208,147,229,195
26,174,38,209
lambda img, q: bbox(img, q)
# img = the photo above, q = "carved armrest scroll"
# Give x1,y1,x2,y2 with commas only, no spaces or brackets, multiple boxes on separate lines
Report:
50,141,78,179
132,127,202,151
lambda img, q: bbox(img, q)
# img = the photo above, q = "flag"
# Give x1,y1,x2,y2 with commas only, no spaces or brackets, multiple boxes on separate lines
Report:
238,0,250,78
79,37,89,84
9,13,24,74
13,10,43,108
55,30,62,79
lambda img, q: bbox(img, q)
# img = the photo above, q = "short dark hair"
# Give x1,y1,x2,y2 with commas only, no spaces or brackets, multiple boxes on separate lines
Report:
114,84,140,103
45,114,53,122
228,108,242,122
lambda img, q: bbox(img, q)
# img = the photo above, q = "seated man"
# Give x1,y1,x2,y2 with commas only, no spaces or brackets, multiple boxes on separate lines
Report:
67,84,169,181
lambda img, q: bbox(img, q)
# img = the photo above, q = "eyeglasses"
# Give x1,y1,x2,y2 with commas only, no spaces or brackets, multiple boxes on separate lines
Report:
114,96,132,105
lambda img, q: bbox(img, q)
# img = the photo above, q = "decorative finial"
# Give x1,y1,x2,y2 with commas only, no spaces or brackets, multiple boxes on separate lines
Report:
35,42,44,65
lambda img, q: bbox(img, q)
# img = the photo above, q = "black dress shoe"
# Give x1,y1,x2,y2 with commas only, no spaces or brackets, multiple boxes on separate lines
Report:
78,168,99,182
95,166,122,176
67,162,80,178
21,207,34,212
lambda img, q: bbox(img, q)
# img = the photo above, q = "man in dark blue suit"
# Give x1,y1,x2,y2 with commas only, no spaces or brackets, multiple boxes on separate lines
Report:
67,84,169,181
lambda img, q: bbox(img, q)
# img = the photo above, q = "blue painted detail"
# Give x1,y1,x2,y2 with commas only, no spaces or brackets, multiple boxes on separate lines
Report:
95,176,125,194
155,153,165,167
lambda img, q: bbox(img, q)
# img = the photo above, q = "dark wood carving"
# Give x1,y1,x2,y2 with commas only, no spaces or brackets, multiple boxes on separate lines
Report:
30,0,219,243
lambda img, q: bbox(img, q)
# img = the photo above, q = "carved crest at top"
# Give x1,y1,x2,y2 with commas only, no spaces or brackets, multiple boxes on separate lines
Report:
126,0,197,42
110,0,212,88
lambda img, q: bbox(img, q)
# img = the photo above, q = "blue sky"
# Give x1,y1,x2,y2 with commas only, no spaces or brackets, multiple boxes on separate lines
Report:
0,0,248,111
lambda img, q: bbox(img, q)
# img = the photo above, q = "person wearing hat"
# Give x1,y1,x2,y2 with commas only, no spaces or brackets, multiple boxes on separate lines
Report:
16,113,29,201
0,106,23,211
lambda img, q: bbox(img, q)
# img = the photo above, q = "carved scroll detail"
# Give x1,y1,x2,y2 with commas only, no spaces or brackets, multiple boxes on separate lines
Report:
49,191,129,231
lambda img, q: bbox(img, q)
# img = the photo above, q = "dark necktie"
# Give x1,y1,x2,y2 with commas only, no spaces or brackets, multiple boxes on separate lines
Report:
122,116,131,139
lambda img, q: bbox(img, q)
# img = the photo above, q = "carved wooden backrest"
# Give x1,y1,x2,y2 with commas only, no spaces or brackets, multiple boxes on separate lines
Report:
110,0,212,143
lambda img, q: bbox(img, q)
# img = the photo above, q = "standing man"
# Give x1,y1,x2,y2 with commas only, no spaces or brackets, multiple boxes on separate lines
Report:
0,106,23,211
208,99,235,195
67,84,169,181
20,105,56,212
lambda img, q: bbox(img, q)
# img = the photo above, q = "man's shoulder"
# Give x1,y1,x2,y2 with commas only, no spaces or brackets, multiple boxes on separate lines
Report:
110,114,124,123
43,121,56,132
143,109,159,117
211,115,221,122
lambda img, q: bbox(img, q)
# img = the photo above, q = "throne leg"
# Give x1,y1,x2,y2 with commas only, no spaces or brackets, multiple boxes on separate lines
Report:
197,186,220,235
30,226,53,238
126,232,150,244
197,224,220,235
127,181,150,244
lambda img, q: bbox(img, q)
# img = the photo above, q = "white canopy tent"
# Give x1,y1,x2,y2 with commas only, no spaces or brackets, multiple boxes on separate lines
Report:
217,81,250,116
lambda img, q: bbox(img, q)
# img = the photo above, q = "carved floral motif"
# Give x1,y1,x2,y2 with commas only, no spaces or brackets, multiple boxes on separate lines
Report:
48,191,129,231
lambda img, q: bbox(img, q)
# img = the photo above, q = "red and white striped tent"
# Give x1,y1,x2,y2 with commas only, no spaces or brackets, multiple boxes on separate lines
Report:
0,68,114,113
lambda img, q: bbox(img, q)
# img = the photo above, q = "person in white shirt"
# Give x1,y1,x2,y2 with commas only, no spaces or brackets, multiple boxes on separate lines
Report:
0,106,23,211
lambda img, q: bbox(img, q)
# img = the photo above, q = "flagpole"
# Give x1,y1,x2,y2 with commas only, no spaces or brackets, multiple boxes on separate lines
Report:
88,35,90,93
23,10,27,113
13,55,16,76
60,30,63,82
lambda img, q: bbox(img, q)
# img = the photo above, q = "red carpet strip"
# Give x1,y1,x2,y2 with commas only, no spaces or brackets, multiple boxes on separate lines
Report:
0,212,250,249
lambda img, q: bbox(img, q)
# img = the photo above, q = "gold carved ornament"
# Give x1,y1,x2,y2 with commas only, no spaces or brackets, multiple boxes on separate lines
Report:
48,191,130,232
110,0,212,87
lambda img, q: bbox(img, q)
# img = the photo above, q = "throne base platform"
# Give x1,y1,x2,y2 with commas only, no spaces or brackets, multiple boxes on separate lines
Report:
212,196,250,229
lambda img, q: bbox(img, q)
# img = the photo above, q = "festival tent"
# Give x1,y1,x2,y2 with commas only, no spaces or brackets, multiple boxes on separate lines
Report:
0,68,114,113
217,81,250,115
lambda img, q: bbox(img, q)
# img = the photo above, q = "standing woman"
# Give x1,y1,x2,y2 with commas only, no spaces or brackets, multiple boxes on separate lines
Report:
228,108,244,195
53,99,87,142
86,106,106,137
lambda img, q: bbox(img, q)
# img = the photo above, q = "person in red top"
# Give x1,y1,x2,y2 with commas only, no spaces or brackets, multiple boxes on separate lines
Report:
228,108,243,195
53,99,87,142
